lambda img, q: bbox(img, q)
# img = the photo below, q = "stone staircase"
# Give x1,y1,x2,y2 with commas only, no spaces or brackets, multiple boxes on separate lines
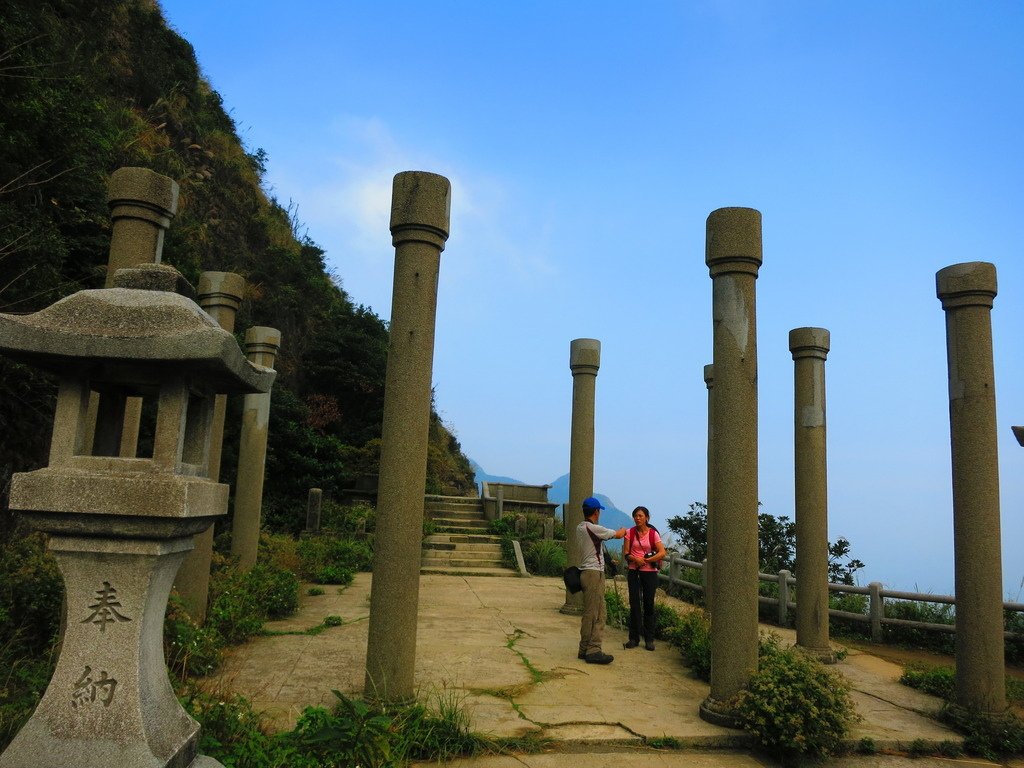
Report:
421,495,517,576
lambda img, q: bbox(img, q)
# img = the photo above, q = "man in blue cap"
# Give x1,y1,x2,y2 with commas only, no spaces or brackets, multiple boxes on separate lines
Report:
576,496,627,664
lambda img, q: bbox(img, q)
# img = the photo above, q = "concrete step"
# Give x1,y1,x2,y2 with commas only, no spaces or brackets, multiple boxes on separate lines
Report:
423,541,503,554
421,548,504,562
419,565,518,577
425,512,485,524
431,517,489,530
419,561,507,573
424,533,502,545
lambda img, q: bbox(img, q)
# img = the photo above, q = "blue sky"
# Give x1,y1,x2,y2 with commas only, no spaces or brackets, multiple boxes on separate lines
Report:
159,1,1024,597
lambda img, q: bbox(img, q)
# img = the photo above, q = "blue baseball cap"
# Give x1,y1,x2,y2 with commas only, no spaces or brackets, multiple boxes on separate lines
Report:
582,496,605,511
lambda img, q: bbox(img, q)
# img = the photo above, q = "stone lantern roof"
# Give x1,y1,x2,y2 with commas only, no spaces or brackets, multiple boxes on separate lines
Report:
0,287,274,393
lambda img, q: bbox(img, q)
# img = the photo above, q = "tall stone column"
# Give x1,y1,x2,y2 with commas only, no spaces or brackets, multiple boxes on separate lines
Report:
700,207,762,727
703,363,714,614
230,326,281,571
560,338,601,615
104,167,180,286
175,272,245,619
789,327,835,662
364,171,450,702
936,262,1006,713
88,168,180,458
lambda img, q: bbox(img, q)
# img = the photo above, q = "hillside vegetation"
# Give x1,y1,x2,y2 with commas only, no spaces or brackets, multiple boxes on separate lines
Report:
0,0,475,531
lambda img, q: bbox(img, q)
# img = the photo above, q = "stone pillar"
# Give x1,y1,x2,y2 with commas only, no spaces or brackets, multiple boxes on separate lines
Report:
175,272,245,620
700,207,761,727
543,517,554,541
88,168,180,458
104,167,179,286
560,338,600,615
230,326,281,571
306,488,323,533
936,262,1006,713
703,363,715,614
364,171,450,702
789,327,835,662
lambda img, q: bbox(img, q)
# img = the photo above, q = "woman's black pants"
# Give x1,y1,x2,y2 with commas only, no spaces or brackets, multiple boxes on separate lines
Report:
626,568,659,643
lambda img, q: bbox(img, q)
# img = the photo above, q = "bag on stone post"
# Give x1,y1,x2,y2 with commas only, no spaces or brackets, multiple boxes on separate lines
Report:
603,545,618,578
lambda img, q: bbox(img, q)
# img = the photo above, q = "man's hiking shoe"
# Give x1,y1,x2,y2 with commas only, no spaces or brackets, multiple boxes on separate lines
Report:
645,642,655,651
585,652,614,664
577,651,586,659
623,640,639,649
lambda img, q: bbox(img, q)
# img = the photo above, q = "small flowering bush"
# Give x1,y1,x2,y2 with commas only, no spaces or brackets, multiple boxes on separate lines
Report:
736,636,857,763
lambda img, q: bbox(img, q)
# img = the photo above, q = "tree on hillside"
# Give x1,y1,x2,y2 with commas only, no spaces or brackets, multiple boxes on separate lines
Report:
0,0,476,525
667,502,866,585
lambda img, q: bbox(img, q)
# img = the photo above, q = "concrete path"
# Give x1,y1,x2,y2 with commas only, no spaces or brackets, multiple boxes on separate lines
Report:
204,573,1015,767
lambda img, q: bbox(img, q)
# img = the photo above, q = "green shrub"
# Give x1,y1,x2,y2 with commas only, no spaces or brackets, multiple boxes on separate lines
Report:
1005,609,1024,665
0,529,63,651
312,565,354,586
0,643,57,751
666,609,712,681
524,539,566,576
736,638,857,763
881,600,955,653
942,705,1024,760
284,692,394,768
320,501,376,536
297,536,373,581
653,601,686,640
604,586,628,631
828,591,871,640
208,562,300,645
323,615,343,627
900,664,955,700
164,596,224,679
307,587,324,596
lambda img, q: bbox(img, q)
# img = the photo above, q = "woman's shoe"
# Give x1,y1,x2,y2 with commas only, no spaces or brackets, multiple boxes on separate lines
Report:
644,641,655,651
623,640,639,649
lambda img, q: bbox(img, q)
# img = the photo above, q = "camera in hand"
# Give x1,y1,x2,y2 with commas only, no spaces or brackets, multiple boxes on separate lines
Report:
644,550,656,559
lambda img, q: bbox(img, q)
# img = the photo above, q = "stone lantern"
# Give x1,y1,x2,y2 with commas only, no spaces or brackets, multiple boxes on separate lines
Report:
0,278,274,768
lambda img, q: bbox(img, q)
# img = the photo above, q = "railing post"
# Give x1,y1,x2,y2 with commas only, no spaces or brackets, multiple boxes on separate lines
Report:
496,486,504,520
869,582,884,642
701,558,710,603
669,553,681,587
778,569,791,626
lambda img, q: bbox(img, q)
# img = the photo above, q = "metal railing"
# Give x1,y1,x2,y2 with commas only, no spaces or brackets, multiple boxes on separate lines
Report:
659,553,1024,642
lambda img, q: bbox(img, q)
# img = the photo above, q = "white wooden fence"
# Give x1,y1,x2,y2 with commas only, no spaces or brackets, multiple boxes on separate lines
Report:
660,553,1024,642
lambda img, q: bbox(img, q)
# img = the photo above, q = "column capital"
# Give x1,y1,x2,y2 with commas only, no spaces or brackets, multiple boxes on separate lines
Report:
199,271,246,314
107,167,179,230
705,207,762,278
936,262,997,311
390,171,451,250
789,327,830,360
569,338,601,375
703,363,714,389
244,326,281,369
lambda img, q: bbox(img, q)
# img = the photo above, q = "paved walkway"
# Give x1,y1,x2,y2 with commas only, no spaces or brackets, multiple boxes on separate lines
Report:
206,573,1021,767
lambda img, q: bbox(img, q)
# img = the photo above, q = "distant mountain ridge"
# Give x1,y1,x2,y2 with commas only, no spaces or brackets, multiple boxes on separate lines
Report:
470,460,632,531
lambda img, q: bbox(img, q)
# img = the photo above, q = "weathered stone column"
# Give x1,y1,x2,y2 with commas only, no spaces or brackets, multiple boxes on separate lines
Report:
936,261,1006,713
306,488,323,533
364,171,450,702
230,326,281,571
700,207,761,727
104,167,179,286
175,272,245,619
560,338,601,615
88,168,180,458
789,327,835,662
703,364,715,613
